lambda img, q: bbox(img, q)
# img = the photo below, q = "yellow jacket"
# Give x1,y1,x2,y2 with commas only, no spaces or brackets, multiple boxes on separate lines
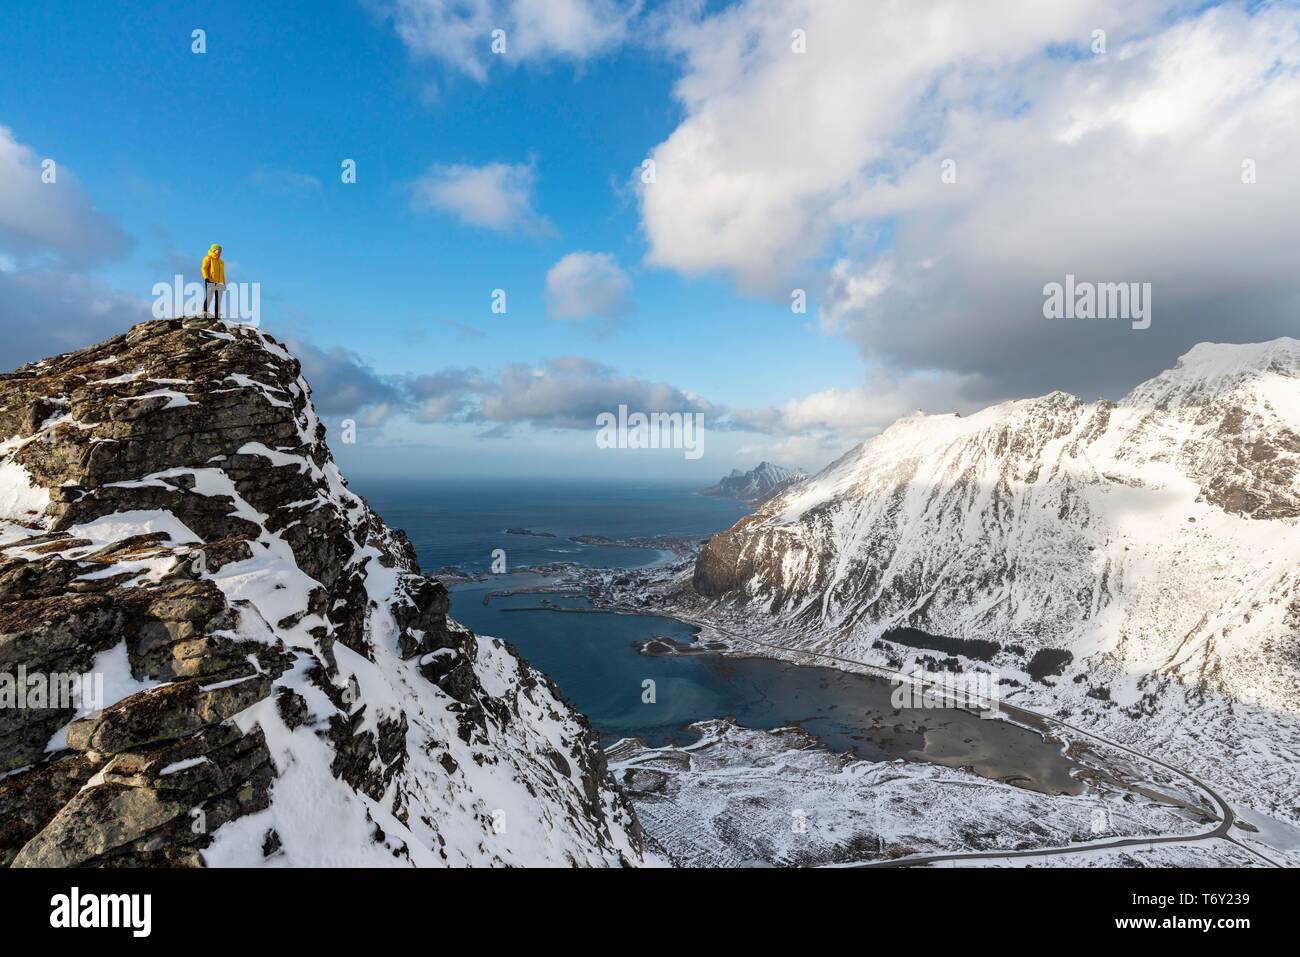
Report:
201,245,225,284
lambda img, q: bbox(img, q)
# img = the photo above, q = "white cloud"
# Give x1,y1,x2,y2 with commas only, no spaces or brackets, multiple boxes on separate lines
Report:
398,355,712,429
479,356,712,429
0,125,142,370
291,353,714,434
640,0,1152,290
249,168,322,194
734,434,842,474
545,251,632,321
727,369,999,472
0,269,149,370
639,1,1300,398
388,0,638,82
408,367,491,423
285,338,405,416
732,369,990,440
411,161,553,235
0,125,133,268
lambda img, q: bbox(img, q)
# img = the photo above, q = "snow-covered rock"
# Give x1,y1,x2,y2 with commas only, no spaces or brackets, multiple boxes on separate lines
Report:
0,316,654,867
694,338,1300,718
700,461,807,503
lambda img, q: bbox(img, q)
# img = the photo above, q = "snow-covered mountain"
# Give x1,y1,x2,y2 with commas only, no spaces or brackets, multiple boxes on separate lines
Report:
694,338,1300,716
0,317,654,867
700,462,807,503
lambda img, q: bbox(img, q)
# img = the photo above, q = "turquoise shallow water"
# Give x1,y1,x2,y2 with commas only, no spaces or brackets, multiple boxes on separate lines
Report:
451,574,918,752
353,479,1081,792
448,578,1082,793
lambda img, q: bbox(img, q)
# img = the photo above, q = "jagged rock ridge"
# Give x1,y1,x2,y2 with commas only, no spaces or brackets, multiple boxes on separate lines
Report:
700,461,807,503
0,316,652,867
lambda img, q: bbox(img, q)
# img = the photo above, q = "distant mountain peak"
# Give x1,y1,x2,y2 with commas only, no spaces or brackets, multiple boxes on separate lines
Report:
700,462,807,503
1124,336,1300,411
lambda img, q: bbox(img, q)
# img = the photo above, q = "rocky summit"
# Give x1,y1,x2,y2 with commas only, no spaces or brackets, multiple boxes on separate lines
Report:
0,316,652,867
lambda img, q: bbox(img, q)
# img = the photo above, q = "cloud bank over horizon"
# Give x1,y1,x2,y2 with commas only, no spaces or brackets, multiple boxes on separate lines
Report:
637,0,1300,400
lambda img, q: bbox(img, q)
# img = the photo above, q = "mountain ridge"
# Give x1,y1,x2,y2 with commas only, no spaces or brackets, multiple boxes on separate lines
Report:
693,336,1300,710
0,316,654,867
700,461,807,503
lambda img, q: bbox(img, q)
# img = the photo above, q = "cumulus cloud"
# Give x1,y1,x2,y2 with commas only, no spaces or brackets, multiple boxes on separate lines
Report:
289,349,720,437
285,338,406,417
0,125,133,269
0,126,143,370
545,251,633,321
477,356,714,429
300,353,710,432
411,161,553,235
731,373,982,436
408,367,492,422
298,347,976,464
0,269,150,371
725,369,992,469
639,0,1300,398
387,0,639,82
387,353,979,467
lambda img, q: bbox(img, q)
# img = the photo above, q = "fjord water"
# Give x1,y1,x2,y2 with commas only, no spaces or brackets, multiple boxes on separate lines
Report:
356,479,1081,793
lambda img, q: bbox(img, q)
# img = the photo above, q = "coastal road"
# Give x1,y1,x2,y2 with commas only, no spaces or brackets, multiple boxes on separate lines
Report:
675,615,1282,869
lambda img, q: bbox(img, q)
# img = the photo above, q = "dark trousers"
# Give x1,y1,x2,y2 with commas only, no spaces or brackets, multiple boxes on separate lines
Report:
205,281,221,320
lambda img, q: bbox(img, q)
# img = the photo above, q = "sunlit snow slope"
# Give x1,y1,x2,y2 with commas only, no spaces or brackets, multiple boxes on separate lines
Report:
695,338,1300,714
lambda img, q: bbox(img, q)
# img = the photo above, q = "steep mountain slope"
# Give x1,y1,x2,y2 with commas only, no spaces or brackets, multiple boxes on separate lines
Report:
694,339,1300,716
0,316,652,867
700,461,807,503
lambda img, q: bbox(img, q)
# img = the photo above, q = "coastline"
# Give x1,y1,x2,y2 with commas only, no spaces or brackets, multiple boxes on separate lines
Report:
463,545,1297,868
435,523,1298,868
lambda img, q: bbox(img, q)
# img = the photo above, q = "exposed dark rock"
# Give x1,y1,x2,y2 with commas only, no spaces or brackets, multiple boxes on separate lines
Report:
0,753,103,866
1027,648,1074,682
65,674,275,754
879,627,1000,662
262,828,282,857
0,316,649,867
12,724,273,867
275,687,310,729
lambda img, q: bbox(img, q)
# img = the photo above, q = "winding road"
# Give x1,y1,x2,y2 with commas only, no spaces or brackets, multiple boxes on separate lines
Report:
674,613,1282,869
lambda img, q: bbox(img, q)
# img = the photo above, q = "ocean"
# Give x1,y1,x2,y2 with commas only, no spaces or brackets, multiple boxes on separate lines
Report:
347,477,1080,791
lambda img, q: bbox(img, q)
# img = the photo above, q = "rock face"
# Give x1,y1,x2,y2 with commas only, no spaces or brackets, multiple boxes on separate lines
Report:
693,338,1300,714
700,462,806,503
0,316,651,867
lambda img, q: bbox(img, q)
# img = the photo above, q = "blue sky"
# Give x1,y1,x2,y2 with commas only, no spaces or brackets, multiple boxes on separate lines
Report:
1,0,1296,480
0,0,864,481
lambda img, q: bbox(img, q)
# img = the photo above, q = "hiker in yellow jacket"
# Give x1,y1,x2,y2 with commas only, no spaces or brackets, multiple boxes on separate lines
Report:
201,244,226,320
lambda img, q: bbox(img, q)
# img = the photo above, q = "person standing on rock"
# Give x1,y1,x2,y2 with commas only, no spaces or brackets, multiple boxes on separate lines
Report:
201,244,226,320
